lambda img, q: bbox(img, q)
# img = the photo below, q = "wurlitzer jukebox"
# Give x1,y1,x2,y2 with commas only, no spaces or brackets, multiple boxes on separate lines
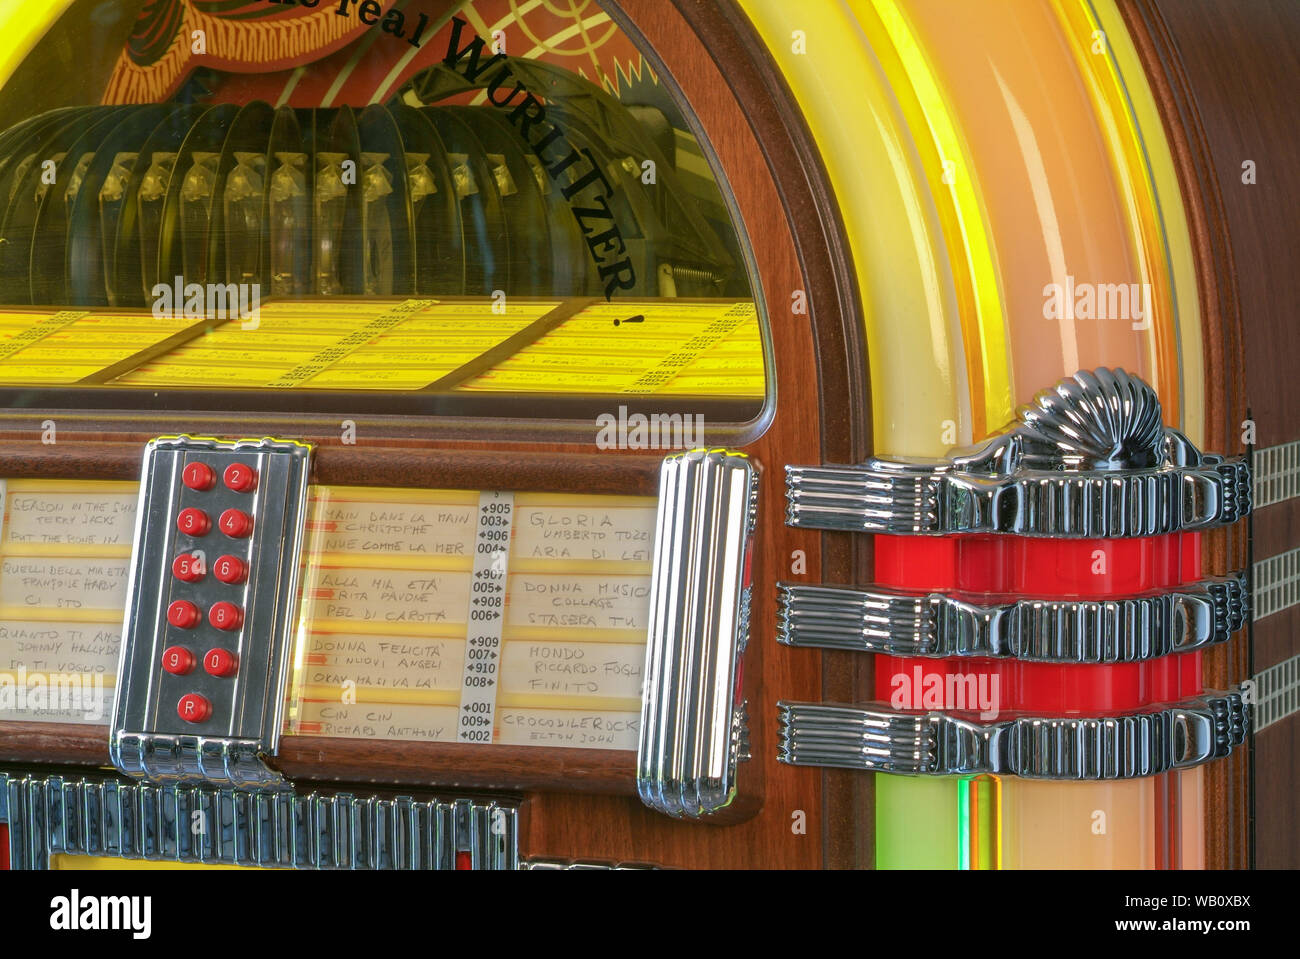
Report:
0,0,1294,871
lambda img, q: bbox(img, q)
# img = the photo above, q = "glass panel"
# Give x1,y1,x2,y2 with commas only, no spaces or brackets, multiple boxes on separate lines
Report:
0,2,767,419
0,478,653,752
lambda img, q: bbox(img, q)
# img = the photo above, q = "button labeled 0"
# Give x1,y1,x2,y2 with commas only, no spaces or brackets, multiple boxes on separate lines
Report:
204,648,238,677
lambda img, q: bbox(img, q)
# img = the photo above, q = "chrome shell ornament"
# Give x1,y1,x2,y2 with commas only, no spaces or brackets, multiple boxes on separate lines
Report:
787,368,1251,537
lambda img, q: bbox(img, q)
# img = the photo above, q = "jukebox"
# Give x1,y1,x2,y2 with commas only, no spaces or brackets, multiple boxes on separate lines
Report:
0,0,1294,871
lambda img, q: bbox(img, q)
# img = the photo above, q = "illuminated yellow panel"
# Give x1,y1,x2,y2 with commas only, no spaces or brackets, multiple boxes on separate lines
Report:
287,486,658,750
739,0,970,454
456,300,763,396
856,0,1013,438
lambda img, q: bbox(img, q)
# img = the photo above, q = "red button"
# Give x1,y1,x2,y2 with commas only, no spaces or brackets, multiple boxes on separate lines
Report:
224,463,257,493
209,601,243,631
203,648,238,677
161,645,195,675
177,508,211,536
212,554,247,585
177,693,212,723
455,850,473,871
219,508,253,538
182,462,216,491
172,553,206,583
167,600,200,629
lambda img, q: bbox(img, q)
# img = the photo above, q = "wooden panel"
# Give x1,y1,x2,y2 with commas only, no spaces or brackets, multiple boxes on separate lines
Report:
1119,0,1300,868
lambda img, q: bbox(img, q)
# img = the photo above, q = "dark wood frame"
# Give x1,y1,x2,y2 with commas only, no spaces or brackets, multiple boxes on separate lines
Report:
1119,0,1300,869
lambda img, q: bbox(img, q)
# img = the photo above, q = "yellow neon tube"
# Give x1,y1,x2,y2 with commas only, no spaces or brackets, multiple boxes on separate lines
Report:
737,0,970,456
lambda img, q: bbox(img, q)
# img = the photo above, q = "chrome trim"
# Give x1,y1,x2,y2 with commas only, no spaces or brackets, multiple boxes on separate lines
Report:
522,858,658,870
777,691,1249,780
110,435,312,788
1252,652,1300,732
777,576,1248,662
1253,546,1300,621
1253,440,1300,509
787,369,1251,537
637,448,756,820
0,772,517,870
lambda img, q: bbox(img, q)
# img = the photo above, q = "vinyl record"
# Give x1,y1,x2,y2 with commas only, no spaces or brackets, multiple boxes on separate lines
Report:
387,103,464,295
421,107,511,296
108,104,210,307
0,107,127,305
264,106,309,298
446,105,557,296
312,106,365,296
63,104,179,306
204,101,275,295
28,106,137,305
545,110,655,297
464,105,590,297
357,104,415,296
151,103,239,301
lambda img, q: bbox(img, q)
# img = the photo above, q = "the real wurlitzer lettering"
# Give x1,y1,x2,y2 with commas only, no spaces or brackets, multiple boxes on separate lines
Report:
443,17,637,300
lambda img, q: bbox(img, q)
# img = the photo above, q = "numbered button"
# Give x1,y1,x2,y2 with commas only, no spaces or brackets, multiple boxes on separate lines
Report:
177,693,212,723
224,463,257,493
167,600,200,629
161,645,195,675
203,648,238,678
219,508,253,538
182,462,216,491
212,554,247,585
172,553,206,583
177,508,211,536
209,601,243,631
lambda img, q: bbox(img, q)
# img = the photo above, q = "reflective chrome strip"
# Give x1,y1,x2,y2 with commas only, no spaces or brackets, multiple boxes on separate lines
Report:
776,692,1249,780
0,774,517,870
785,369,1250,538
1254,547,1300,621
786,459,1249,537
777,578,1247,662
1252,653,1300,732
522,858,658,870
637,448,756,820
1254,440,1300,509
